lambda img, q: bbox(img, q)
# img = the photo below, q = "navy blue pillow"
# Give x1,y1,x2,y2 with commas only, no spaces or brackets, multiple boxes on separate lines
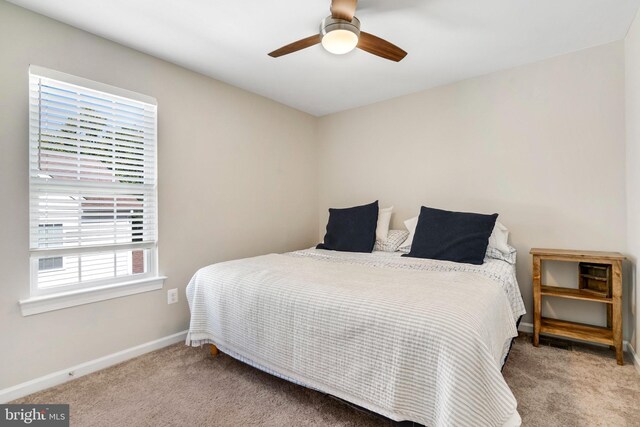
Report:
317,201,379,253
403,206,497,265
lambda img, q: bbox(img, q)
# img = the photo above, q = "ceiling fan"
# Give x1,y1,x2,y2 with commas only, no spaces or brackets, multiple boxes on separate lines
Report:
268,0,407,62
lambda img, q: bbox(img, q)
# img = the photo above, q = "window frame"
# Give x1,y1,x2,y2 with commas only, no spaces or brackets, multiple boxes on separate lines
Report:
23,65,164,311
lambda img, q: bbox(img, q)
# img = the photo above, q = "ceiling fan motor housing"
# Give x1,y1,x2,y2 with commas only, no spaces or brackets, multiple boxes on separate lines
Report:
320,16,361,40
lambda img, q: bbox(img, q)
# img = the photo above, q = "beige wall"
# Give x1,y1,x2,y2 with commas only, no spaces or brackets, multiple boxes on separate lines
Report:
0,1,318,389
318,42,629,334
626,8,640,353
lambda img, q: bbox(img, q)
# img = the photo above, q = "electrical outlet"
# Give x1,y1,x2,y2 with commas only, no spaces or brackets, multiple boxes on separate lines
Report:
167,288,178,304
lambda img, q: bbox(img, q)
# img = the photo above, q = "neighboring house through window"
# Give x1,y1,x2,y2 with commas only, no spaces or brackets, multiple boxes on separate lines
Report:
27,66,160,298
37,223,63,271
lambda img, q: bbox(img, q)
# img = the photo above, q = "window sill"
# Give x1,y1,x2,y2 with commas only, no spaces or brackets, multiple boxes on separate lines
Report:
19,276,167,316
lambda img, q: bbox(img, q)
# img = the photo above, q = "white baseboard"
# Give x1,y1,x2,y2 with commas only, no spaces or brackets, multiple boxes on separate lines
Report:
518,322,631,353
518,321,533,333
0,330,188,403
627,342,640,375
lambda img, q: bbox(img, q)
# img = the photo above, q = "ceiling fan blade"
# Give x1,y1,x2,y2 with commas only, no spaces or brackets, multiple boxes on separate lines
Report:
357,31,407,62
331,0,358,21
268,34,321,58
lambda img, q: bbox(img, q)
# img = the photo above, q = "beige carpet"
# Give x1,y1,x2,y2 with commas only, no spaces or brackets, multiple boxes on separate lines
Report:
503,336,640,426
13,335,640,426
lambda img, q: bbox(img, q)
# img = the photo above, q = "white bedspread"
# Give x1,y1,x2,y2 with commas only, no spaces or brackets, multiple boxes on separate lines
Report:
186,249,525,427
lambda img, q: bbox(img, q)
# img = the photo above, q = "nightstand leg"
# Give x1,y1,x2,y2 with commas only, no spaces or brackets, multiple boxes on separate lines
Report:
533,256,541,347
612,260,623,365
607,305,615,350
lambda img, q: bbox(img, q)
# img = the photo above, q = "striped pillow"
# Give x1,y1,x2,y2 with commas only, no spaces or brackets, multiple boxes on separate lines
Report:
485,245,517,264
374,230,410,252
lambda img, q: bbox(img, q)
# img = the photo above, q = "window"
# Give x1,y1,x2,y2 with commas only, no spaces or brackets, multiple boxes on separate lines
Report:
28,66,160,298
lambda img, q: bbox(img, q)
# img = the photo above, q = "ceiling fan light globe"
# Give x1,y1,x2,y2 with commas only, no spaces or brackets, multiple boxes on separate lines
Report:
320,16,361,56
321,29,359,54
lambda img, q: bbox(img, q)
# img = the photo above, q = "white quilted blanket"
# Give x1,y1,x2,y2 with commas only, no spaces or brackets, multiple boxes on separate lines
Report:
186,249,524,427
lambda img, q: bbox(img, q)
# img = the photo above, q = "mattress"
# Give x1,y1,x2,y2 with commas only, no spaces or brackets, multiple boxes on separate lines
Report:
186,248,526,427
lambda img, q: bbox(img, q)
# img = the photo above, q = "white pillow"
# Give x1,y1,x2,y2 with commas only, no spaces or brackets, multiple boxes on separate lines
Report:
488,221,510,254
376,206,393,242
398,215,419,251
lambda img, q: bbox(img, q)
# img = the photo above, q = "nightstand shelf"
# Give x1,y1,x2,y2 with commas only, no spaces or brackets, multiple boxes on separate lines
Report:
540,317,613,346
540,285,612,304
530,248,625,365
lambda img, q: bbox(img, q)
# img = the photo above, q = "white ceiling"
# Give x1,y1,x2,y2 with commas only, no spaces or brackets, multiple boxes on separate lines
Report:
9,0,640,116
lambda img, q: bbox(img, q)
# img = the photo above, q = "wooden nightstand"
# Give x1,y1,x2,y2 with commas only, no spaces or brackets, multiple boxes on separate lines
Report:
530,248,626,365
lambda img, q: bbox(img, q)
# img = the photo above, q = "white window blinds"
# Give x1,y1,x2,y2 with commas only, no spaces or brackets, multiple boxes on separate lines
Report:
28,66,158,295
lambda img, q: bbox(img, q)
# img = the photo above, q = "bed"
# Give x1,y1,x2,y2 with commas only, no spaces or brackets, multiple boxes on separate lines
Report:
186,248,526,427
